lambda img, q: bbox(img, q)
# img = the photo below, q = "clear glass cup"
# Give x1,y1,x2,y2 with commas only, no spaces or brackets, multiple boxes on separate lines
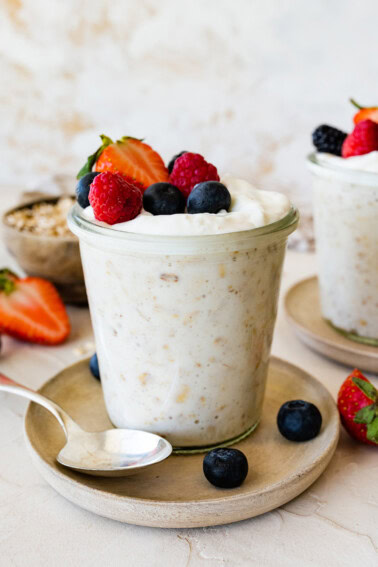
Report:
308,153,378,346
68,205,298,451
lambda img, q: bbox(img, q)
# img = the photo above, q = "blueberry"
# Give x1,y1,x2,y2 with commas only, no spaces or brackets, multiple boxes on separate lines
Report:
277,400,322,442
76,172,100,208
203,448,248,488
89,353,100,381
167,151,187,174
187,181,231,214
143,182,186,215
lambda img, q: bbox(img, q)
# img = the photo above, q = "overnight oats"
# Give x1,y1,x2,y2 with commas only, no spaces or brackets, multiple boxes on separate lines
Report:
69,137,298,449
310,101,378,345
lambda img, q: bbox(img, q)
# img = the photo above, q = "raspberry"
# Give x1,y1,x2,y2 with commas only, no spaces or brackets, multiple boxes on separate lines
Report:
342,119,378,158
89,172,142,225
169,153,220,199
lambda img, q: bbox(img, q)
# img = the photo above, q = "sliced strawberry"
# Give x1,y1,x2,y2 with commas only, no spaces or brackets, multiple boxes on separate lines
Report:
350,98,378,125
0,269,70,345
337,369,378,446
77,135,169,191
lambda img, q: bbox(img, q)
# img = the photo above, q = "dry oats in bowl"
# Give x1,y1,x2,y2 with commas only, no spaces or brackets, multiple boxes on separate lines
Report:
2,197,86,305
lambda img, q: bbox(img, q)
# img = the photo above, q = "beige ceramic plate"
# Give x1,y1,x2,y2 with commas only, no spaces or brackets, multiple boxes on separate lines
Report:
285,277,378,374
24,357,339,528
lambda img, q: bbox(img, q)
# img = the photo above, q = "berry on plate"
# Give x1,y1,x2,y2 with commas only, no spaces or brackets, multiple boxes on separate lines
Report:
77,135,169,191
203,448,248,488
277,400,322,442
167,151,187,174
337,369,378,446
76,172,100,208
143,182,186,216
350,98,378,125
342,119,378,158
89,172,142,225
89,353,100,381
312,125,347,156
0,269,70,345
187,181,231,214
169,152,220,199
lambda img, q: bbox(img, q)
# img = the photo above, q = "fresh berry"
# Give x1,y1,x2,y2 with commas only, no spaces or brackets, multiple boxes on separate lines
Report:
89,353,100,381
203,448,248,489
350,98,378,125
167,151,187,174
277,400,322,442
337,369,378,446
89,172,142,225
187,181,231,214
76,172,100,208
169,152,220,199
77,135,169,191
312,125,347,156
143,182,186,216
0,269,70,345
342,119,378,158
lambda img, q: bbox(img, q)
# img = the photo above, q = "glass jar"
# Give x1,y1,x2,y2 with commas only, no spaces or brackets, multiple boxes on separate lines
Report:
68,205,298,450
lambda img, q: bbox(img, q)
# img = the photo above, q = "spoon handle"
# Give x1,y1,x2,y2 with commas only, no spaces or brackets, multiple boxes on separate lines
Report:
0,372,80,438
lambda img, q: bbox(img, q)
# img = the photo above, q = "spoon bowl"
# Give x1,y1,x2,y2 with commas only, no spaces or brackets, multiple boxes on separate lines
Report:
0,373,172,476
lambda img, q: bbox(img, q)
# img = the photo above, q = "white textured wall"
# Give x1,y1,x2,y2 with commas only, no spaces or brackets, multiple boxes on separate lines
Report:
1,0,377,210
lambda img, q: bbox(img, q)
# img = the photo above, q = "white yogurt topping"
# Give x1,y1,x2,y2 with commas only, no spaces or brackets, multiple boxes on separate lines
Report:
316,151,378,173
83,175,291,236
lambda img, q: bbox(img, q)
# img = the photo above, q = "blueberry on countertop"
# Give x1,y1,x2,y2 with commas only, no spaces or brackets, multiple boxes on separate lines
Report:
143,182,186,215
277,400,322,442
76,172,100,208
167,151,187,174
187,181,231,214
203,448,248,488
89,353,100,381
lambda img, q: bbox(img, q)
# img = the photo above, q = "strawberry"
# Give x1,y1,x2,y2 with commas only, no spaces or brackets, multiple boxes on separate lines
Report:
337,369,378,446
77,135,169,191
342,119,378,158
0,269,70,345
350,98,378,125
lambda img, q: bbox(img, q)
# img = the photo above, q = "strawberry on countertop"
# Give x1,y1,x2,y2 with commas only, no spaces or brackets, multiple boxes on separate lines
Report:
77,135,169,191
0,269,70,345
337,369,378,446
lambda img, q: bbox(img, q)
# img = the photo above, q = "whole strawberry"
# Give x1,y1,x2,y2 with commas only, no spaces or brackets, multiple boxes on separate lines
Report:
342,119,378,158
337,369,378,446
89,172,142,225
169,152,220,199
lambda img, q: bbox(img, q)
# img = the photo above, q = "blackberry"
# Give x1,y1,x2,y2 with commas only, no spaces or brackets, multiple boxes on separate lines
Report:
312,125,347,156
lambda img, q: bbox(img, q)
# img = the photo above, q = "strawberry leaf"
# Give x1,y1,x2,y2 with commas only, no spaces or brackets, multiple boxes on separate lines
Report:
0,269,18,295
366,417,378,444
76,135,113,180
352,377,377,402
354,403,376,424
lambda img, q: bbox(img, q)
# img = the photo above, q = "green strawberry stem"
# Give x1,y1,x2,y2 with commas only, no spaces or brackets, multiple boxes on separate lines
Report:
350,98,364,110
0,269,18,295
76,135,113,180
352,377,377,402
366,418,378,444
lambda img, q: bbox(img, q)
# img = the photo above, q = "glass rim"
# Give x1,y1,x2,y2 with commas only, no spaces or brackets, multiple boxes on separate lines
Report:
307,152,378,187
68,202,299,247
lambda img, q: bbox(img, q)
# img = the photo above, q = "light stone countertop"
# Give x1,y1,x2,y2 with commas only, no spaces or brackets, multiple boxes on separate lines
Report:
0,191,377,567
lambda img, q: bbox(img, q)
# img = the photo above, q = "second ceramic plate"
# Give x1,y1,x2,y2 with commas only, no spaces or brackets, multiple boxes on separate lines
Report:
285,276,378,373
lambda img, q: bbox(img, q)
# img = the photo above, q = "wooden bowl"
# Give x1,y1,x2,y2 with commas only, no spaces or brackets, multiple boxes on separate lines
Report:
2,197,87,305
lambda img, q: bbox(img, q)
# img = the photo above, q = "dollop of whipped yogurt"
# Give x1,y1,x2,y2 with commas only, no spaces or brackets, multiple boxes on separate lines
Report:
316,150,378,173
83,175,291,236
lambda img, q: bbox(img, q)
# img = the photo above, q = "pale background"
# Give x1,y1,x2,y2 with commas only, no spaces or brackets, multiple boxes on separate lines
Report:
1,0,377,215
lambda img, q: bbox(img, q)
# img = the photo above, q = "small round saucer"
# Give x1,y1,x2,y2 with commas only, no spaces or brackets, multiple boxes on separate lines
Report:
285,277,378,373
24,357,339,528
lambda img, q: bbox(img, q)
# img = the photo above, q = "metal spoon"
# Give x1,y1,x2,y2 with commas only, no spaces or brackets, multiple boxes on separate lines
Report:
0,373,172,477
